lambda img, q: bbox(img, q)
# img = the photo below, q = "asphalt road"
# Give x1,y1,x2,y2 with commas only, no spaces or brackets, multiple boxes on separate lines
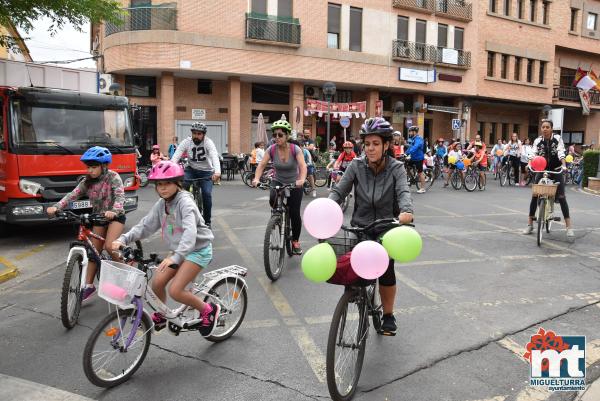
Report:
1,176,600,401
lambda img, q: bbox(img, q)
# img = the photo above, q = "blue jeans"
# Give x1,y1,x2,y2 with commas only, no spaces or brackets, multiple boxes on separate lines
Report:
184,168,213,225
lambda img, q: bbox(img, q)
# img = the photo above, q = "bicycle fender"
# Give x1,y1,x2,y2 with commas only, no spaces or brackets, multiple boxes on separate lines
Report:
204,274,248,293
67,246,88,289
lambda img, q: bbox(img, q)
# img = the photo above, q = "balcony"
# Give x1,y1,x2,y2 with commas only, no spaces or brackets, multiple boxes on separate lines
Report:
105,6,177,36
553,87,600,105
392,0,472,21
245,13,301,46
393,40,471,68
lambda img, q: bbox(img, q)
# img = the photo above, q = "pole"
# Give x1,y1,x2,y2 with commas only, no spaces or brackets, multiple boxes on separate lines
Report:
326,100,331,151
344,127,347,142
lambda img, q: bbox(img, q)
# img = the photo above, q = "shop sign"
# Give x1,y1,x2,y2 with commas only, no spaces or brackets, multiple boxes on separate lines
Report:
399,67,436,83
192,109,206,120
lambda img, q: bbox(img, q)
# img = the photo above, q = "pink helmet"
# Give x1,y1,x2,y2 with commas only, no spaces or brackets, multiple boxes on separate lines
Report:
152,145,160,150
148,160,184,182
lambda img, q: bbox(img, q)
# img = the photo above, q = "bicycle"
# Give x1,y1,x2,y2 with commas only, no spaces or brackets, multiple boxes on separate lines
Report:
137,163,151,188
313,166,330,188
187,177,213,215
530,167,562,247
324,218,403,401
54,210,142,329
260,182,296,281
463,165,486,192
449,166,464,190
82,246,248,388
400,156,434,191
329,169,352,212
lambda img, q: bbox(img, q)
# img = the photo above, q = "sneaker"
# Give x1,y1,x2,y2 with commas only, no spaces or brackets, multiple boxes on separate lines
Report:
380,314,397,336
443,183,449,188
312,190,317,198
292,241,303,255
152,312,167,332
566,228,575,238
198,303,221,337
417,188,426,194
81,285,96,303
522,225,533,235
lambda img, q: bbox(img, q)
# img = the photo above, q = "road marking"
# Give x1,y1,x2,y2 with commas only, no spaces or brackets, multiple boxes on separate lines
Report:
514,387,550,401
497,337,528,363
242,319,280,329
0,257,19,283
13,245,46,261
394,270,446,303
422,204,461,217
428,234,487,257
215,217,326,383
466,397,506,401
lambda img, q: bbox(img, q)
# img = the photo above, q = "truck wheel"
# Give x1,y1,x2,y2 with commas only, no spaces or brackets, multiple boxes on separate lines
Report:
0,222,9,237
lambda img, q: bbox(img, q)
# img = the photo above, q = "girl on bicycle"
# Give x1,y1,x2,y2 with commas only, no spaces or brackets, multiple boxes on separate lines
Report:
327,141,357,184
150,145,167,166
506,133,523,186
112,160,220,336
252,119,307,255
329,117,414,336
46,146,125,302
444,142,464,187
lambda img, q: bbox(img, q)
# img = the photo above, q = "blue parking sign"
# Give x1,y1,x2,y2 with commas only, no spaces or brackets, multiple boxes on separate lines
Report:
452,119,461,130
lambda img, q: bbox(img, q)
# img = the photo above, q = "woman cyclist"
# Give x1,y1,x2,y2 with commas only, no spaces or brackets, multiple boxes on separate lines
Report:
46,146,125,302
329,117,414,336
506,133,522,186
490,139,504,179
252,119,307,255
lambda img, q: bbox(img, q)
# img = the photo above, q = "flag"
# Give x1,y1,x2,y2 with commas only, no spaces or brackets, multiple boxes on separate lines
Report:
578,88,590,115
576,74,598,91
589,69,600,90
573,67,586,86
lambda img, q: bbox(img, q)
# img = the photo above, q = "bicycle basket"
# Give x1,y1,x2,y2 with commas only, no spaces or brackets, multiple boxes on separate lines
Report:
321,233,359,257
98,261,146,306
320,233,361,286
532,183,558,198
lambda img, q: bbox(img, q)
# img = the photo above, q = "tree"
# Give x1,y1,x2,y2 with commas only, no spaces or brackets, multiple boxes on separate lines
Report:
0,0,123,51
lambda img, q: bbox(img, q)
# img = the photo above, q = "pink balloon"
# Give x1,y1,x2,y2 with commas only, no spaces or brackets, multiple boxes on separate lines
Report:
303,198,344,239
350,241,390,280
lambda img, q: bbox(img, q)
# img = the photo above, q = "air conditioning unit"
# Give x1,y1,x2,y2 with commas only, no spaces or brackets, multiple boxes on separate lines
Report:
304,86,320,98
98,74,114,94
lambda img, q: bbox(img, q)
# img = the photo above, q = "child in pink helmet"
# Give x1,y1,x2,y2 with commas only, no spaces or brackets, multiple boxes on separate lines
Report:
150,144,167,166
112,160,219,336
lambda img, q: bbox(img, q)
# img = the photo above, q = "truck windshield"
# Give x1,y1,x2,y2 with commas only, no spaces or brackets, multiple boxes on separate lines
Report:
10,98,134,154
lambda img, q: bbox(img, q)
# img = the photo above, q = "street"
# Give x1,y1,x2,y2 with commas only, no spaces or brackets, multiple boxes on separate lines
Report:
1,179,600,401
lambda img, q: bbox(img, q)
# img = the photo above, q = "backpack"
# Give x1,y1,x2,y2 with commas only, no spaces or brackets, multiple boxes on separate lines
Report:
269,144,298,161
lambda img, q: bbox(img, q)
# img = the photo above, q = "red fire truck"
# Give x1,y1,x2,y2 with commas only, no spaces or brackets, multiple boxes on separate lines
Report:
0,86,140,235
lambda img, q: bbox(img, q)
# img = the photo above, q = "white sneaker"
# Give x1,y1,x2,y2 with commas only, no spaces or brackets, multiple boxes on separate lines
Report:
566,228,575,238
522,225,533,235
312,190,317,198
417,188,426,194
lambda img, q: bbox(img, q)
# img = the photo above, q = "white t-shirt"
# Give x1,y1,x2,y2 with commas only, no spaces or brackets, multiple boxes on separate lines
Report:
256,147,265,163
448,150,462,161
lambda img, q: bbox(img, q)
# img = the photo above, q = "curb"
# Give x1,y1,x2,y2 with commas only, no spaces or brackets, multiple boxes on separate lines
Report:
0,257,19,284
583,187,600,195
0,373,94,401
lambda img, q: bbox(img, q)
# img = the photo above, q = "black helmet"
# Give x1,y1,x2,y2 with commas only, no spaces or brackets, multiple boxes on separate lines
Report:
359,117,393,140
408,126,419,132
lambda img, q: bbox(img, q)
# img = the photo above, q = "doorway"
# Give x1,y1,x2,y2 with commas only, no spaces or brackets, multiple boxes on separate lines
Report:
131,105,157,165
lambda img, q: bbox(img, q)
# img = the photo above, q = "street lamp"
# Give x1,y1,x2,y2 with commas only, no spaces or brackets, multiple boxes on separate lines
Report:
322,82,336,149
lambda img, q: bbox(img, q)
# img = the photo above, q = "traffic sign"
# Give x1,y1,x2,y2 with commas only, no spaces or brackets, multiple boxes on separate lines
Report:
452,119,461,130
340,116,351,128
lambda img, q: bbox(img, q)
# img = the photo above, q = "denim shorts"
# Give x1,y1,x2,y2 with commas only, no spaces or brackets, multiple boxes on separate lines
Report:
184,244,213,268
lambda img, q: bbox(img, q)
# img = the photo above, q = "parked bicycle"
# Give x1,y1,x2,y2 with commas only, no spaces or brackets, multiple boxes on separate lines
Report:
530,167,562,247
82,246,248,388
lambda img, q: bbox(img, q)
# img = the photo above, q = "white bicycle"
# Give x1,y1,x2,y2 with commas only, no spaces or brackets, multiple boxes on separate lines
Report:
82,246,248,388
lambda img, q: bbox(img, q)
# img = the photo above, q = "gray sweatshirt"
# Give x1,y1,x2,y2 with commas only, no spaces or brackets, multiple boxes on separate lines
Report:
329,156,413,228
171,136,221,175
117,191,214,265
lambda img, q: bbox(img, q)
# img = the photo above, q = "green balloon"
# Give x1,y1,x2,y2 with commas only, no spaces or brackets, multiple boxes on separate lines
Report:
382,226,423,263
301,243,337,282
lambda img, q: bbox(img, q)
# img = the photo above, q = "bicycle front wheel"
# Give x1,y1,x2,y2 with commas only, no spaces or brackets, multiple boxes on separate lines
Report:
537,198,545,247
314,168,328,187
83,308,152,388
546,201,554,234
499,166,508,186
139,170,149,188
451,171,462,190
264,214,285,281
326,289,368,401
203,277,248,342
60,254,83,329
464,170,477,192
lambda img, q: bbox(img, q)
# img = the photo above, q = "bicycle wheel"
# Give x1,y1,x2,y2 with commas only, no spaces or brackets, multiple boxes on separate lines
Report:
203,277,248,342
193,184,203,215
264,214,285,281
285,213,293,257
537,198,545,247
139,170,149,188
303,180,311,195
83,308,152,388
546,201,553,234
368,284,383,334
60,254,83,329
423,169,435,190
451,171,462,190
499,165,508,186
464,170,477,192
326,289,367,401
314,167,328,187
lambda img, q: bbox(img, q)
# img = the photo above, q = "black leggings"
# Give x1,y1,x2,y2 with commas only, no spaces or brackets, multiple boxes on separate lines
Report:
270,187,303,241
357,259,396,287
529,172,570,220
508,155,520,182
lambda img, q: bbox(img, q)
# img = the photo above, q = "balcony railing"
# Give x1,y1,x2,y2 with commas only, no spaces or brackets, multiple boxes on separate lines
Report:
554,87,600,105
393,40,471,68
245,12,301,45
393,0,472,21
105,6,177,36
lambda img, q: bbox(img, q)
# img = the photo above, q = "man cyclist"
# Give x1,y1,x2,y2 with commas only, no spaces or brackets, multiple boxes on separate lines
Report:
405,126,426,193
523,119,574,237
329,117,413,336
171,122,221,228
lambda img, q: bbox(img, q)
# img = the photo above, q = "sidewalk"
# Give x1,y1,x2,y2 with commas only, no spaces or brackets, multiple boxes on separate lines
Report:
0,256,18,284
0,374,93,401
578,378,600,401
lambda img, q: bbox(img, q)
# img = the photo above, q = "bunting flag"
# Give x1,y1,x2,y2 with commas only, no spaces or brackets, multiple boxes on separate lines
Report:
305,99,367,119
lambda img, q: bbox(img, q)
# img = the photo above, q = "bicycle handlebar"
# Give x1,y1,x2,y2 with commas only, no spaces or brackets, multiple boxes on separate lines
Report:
54,210,109,225
340,218,414,234
120,245,179,270
527,166,564,174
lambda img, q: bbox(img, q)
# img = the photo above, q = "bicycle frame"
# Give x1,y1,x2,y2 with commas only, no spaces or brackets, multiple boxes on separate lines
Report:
67,221,106,290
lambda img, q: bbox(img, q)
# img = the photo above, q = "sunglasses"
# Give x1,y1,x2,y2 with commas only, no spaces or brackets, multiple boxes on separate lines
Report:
272,132,286,138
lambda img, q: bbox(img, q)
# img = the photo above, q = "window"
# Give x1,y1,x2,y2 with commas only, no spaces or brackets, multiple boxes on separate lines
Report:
570,8,578,31
587,13,598,31
125,75,156,97
349,7,362,52
504,0,511,16
416,19,427,60
526,59,534,83
251,0,267,14
502,123,509,141
251,83,289,104
539,61,546,84
501,54,508,79
514,57,522,80
517,0,524,18
454,27,464,49
487,52,495,77
131,0,151,30
197,80,212,94
513,124,520,135
490,123,497,144
542,1,549,25
438,24,448,48
560,68,576,87
327,3,341,49
529,0,536,22
489,0,497,13
278,0,292,17
397,16,409,41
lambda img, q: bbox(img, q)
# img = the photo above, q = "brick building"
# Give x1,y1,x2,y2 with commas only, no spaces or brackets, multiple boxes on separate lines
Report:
94,0,600,156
